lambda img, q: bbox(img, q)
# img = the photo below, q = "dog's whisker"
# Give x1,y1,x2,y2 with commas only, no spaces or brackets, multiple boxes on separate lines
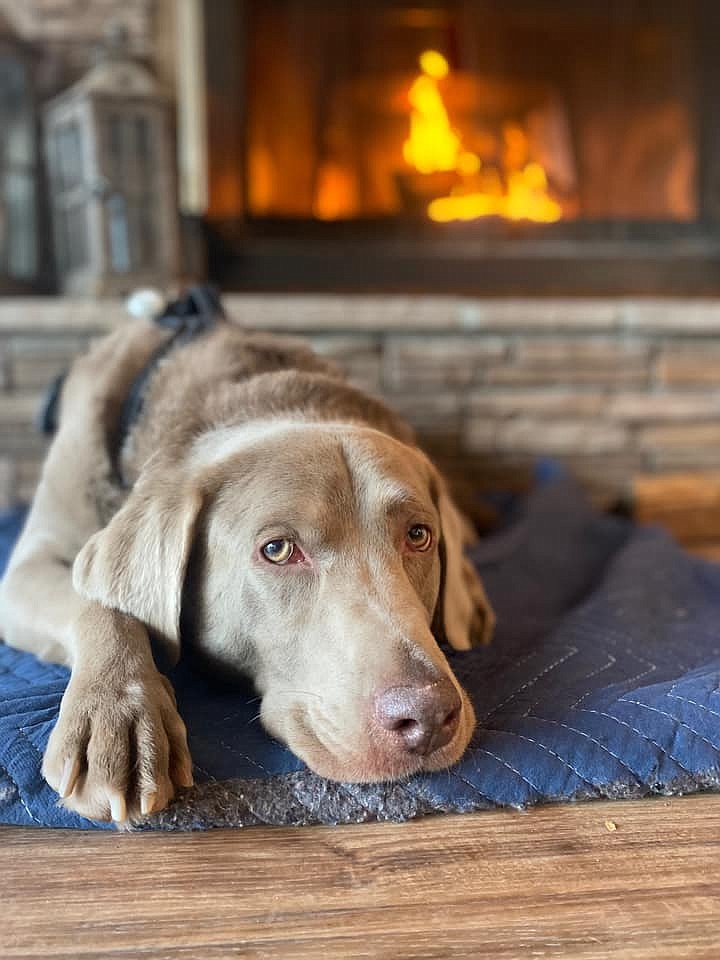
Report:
276,689,324,702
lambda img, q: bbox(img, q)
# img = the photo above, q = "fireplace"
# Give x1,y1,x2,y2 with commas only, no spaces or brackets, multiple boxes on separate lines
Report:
201,0,720,293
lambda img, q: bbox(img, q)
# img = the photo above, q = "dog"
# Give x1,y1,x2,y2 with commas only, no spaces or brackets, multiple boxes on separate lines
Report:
0,292,494,823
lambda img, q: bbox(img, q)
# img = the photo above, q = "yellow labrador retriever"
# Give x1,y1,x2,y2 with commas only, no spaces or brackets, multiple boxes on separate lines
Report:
0,298,494,823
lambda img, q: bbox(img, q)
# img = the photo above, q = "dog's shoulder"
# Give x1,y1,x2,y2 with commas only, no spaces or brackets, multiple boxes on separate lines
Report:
232,368,415,444
125,325,415,477
60,320,415,510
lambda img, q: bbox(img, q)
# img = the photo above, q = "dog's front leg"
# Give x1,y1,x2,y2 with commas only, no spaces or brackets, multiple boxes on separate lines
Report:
42,603,193,823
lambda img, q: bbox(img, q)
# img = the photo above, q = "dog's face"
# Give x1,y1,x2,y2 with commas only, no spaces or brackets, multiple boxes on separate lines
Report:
74,421,494,783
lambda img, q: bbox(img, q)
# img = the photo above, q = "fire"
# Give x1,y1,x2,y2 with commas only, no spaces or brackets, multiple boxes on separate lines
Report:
404,51,563,224
403,50,469,175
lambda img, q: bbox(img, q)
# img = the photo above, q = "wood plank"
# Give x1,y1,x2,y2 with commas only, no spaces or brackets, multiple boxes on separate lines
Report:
2,794,720,959
633,471,720,542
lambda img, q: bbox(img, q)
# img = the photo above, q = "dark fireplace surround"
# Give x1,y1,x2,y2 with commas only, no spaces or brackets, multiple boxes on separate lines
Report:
201,0,720,294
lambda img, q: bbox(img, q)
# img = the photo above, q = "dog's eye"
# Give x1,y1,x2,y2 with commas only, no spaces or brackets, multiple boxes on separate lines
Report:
261,539,296,564
406,524,432,551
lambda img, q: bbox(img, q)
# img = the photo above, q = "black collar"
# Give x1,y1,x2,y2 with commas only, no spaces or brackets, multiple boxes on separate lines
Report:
111,286,225,486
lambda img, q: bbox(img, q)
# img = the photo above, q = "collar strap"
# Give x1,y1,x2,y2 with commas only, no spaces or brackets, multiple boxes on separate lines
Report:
112,286,225,486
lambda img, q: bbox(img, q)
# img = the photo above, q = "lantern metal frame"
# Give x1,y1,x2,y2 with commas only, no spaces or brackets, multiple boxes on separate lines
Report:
43,39,180,297
0,13,43,294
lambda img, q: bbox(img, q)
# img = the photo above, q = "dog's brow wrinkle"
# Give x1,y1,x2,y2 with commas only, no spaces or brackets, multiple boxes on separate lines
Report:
336,435,359,519
189,418,401,468
378,482,414,508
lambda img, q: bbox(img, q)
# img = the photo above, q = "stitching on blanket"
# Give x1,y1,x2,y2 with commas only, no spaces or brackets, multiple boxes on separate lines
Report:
614,647,657,687
568,652,617,710
472,747,541,796
0,664,38,686
525,715,644,783
618,697,720,752
189,762,216,781
16,723,46,766
667,692,720,722
567,639,658,713
574,706,696,778
569,650,618,710
215,739,276,778
447,770,498,806
0,758,43,826
668,671,720,700
480,646,578,721
590,629,659,685
14,722,73,824
17,715,57,732
515,641,605,720
486,728,597,789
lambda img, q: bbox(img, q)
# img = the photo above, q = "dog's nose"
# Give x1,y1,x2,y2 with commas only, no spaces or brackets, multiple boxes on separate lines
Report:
374,679,462,756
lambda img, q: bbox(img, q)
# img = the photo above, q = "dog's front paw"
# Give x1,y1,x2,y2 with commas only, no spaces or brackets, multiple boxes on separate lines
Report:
43,667,193,823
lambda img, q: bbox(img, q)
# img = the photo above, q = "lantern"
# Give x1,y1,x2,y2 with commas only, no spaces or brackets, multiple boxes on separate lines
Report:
0,13,41,293
43,27,179,296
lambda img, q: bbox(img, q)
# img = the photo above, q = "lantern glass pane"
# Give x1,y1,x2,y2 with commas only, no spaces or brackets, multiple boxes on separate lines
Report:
108,193,131,273
101,111,159,271
49,116,87,277
69,204,89,273
135,116,157,265
137,202,156,266
5,169,37,279
135,115,153,177
56,203,88,274
54,121,83,191
0,55,34,167
107,113,133,186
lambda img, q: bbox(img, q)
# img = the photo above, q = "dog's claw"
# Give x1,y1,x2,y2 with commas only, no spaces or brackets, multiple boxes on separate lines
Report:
109,792,127,823
58,757,80,798
175,763,194,789
140,791,157,816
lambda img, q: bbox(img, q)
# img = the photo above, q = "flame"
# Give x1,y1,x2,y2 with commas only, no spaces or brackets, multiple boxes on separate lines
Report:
404,51,563,224
403,51,464,174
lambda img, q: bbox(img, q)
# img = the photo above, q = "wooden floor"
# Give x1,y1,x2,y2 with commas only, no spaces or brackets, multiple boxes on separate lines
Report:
3,793,720,960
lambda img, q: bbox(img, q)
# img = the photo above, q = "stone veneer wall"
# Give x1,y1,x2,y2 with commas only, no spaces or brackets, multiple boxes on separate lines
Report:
3,296,720,512
1,0,157,93
2,0,154,56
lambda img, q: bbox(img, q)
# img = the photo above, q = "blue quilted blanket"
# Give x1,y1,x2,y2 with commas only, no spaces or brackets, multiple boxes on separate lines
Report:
2,476,720,830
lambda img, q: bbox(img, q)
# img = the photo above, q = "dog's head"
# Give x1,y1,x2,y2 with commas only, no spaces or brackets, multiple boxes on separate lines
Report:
73,418,494,783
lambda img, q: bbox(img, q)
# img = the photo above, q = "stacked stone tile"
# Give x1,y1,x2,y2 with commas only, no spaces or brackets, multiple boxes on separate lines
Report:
2,296,720,510
2,0,153,57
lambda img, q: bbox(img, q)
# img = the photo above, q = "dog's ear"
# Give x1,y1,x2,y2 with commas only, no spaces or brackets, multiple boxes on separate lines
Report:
72,465,204,666
431,474,495,650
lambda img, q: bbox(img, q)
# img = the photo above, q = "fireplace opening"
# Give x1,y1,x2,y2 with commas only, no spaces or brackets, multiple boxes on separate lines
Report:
203,0,720,294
